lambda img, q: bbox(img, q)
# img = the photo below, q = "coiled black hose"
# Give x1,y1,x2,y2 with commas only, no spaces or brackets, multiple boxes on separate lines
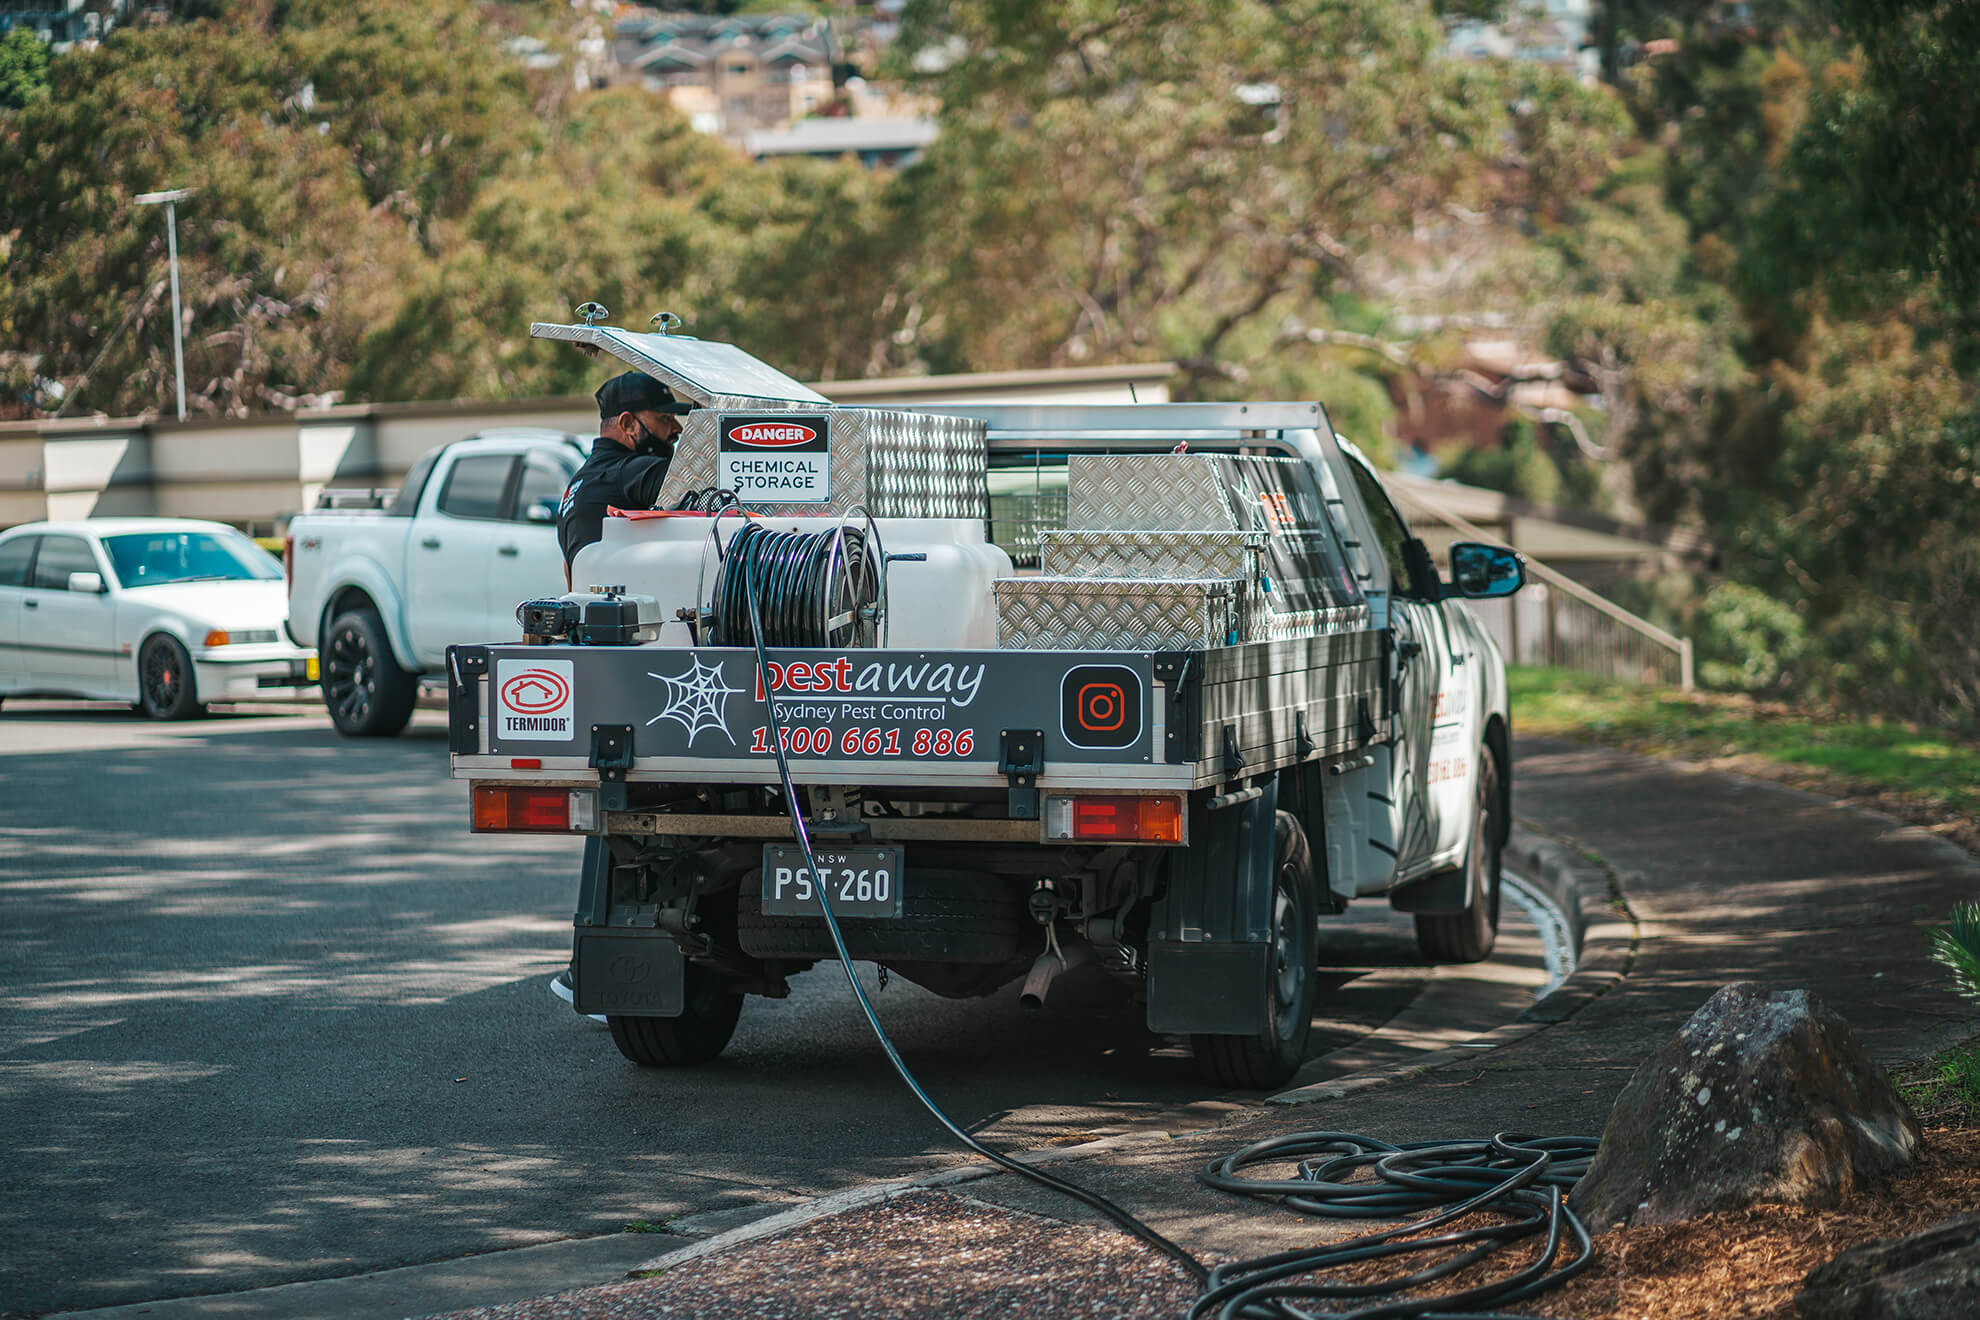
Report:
1193,1130,1599,1319
673,486,742,514
709,520,878,649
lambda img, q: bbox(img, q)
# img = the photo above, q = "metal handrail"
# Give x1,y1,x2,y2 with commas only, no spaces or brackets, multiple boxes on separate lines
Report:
1389,481,1695,690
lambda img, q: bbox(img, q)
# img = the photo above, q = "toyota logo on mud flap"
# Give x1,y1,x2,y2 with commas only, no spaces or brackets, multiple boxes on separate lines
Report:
608,955,651,984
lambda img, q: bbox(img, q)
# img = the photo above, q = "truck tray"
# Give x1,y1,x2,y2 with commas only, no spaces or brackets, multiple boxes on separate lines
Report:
448,630,1385,793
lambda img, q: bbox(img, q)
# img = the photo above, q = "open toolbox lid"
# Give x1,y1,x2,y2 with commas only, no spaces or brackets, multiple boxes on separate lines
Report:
531,317,832,410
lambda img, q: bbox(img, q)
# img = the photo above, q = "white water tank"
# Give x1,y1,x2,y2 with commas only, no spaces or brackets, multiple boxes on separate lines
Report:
573,513,1011,650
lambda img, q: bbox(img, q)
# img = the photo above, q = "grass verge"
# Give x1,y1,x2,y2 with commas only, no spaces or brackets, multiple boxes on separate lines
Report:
1895,1032,1980,1127
1508,666,1980,855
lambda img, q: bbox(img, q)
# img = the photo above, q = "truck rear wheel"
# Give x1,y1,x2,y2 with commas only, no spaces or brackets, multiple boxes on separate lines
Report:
606,964,744,1067
322,608,416,737
1192,811,1317,1090
1414,745,1503,964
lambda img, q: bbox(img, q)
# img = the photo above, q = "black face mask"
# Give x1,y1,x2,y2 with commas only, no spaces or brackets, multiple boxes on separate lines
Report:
630,419,674,461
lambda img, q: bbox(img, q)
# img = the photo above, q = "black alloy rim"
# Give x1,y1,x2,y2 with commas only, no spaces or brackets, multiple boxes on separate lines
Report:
1268,860,1303,1041
324,626,375,724
141,642,180,712
1470,758,1501,923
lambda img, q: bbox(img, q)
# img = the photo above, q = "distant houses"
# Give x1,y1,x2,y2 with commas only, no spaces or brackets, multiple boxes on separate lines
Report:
610,8,937,165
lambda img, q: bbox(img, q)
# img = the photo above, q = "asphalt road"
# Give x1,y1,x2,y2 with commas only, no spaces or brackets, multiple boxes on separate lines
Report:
0,700,1543,1317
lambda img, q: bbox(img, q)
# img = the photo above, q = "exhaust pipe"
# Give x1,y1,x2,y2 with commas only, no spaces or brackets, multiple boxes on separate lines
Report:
1019,938,1091,1012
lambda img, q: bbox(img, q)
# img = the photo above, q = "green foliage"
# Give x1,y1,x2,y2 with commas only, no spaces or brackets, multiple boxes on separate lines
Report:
0,0,537,415
1692,581,1805,694
1933,904,1980,1006
1895,1035,1980,1126
0,25,49,111
1505,665,1980,823
1729,311,1980,725
1438,418,1563,505
1748,0,1980,317
894,0,1509,390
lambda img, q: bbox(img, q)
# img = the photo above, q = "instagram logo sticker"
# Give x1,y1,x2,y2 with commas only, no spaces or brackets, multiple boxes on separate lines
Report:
1061,665,1142,750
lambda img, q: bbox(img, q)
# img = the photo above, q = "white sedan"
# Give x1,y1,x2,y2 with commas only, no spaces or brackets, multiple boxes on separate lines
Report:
0,518,318,719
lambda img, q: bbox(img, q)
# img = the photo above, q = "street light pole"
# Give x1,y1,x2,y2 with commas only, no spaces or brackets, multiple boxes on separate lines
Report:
134,188,194,422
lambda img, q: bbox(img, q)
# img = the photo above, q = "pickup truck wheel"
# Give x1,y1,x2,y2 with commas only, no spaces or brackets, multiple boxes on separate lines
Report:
322,609,416,737
138,635,203,720
1192,811,1317,1090
606,966,744,1066
1414,745,1503,964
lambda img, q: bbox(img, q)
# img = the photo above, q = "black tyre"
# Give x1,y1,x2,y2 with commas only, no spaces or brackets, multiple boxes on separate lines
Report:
138,635,203,720
322,608,417,737
1414,745,1503,964
607,964,744,1067
1193,811,1318,1090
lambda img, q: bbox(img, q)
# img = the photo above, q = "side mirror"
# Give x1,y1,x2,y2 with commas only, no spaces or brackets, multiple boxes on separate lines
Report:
68,571,106,594
524,500,557,525
1447,543,1524,599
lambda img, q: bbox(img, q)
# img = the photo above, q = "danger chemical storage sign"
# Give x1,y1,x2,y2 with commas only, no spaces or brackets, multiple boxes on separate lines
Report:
719,414,831,503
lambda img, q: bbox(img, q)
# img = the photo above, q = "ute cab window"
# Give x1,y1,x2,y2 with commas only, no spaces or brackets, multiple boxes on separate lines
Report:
436,455,517,521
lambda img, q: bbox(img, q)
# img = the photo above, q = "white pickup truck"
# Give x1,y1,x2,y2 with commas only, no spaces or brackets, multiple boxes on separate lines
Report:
449,320,1529,1088
285,429,586,735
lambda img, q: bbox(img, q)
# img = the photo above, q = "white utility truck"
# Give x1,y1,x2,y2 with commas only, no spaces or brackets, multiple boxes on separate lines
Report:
285,430,584,735
448,320,1526,1088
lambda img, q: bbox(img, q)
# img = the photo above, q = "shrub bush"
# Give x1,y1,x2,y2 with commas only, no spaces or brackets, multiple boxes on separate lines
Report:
1694,581,1806,693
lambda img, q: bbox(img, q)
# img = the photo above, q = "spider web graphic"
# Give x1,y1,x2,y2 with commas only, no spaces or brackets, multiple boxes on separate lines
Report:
647,655,741,746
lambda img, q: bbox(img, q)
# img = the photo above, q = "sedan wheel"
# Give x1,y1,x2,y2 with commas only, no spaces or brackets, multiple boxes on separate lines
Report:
138,636,202,720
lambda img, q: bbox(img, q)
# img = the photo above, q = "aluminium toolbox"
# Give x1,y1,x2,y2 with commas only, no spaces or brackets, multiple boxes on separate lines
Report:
994,576,1244,651
1039,529,1264,583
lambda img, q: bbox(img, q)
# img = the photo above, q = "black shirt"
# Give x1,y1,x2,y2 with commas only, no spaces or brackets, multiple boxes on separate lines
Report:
558,437,672,566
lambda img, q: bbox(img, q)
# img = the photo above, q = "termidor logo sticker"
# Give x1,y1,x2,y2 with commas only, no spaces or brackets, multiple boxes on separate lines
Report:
719,413,831,503
495,659,575,741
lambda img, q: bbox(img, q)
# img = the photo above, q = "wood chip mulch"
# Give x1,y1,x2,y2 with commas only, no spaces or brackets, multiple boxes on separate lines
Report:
1525,1125,1980,1320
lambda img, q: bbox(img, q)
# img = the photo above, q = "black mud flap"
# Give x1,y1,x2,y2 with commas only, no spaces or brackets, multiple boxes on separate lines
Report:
1145,779,1279,1035
573,932,686,1018
1146,942,1272,1035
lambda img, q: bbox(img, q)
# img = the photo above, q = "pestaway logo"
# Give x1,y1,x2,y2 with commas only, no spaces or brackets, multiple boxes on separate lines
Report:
496,660,575,741
727,422,819,448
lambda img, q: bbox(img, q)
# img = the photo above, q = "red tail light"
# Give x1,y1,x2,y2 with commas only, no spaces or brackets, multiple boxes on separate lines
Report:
471,785,599,833
1045,794,1185,844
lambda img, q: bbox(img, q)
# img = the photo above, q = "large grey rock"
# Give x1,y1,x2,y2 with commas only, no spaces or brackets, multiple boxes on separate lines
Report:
1797,1212,1980,1319
1574,983,1921,1230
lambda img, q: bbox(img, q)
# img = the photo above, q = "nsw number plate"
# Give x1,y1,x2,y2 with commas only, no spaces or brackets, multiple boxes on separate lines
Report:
761,846,904,918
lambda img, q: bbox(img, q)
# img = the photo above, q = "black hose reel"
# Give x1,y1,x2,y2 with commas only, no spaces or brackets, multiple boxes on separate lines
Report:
705,518,883,649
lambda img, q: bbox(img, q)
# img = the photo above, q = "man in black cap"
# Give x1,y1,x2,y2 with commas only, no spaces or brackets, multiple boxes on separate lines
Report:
557,371,694,585
551,371,693,1018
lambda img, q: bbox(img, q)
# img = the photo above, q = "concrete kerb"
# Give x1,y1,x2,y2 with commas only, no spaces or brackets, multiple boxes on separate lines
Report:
1265,822,1638,1105
624,821,1645,1278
